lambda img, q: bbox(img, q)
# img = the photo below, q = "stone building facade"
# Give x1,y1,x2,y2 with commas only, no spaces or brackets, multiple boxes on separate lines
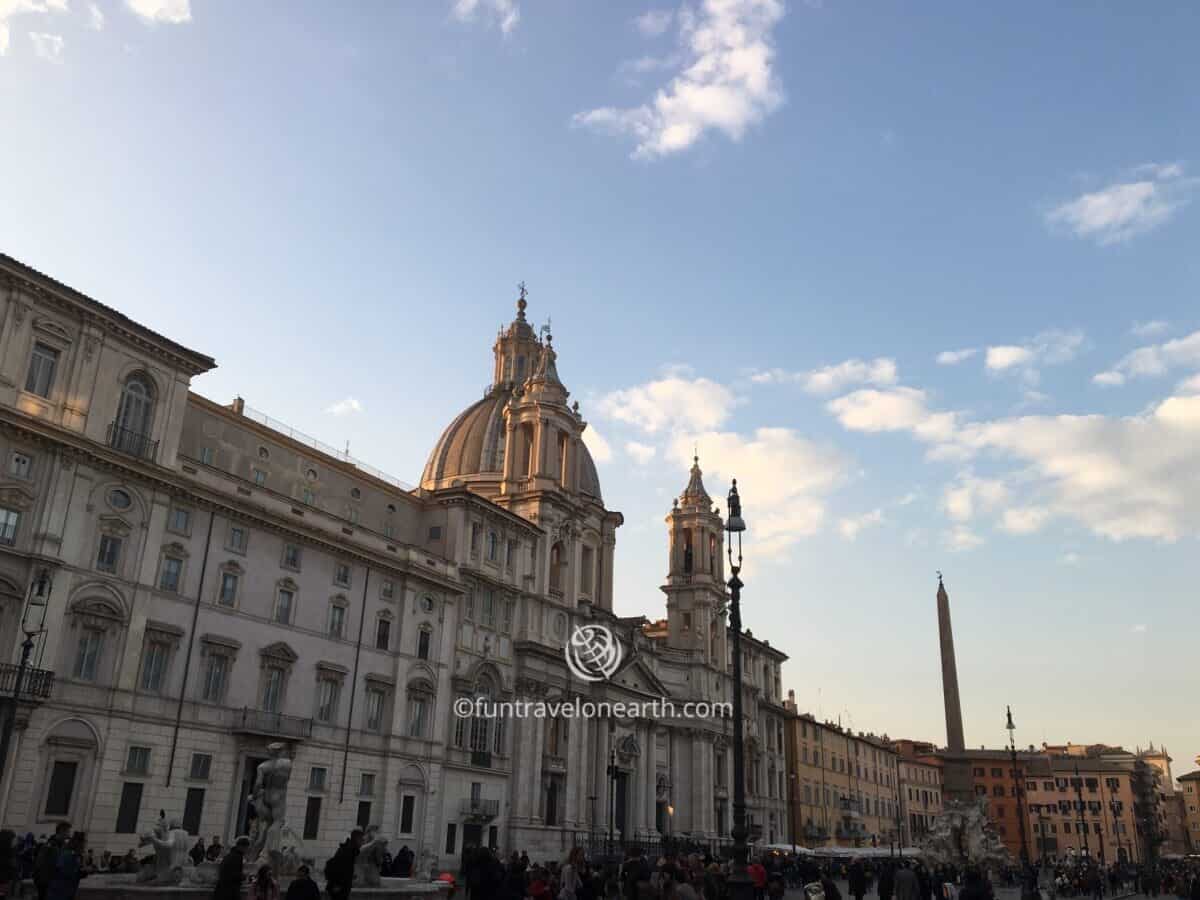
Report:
0,255,786,868
783,696,902,849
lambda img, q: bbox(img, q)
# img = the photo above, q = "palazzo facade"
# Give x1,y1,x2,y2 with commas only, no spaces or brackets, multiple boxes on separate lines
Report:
0,255,788,870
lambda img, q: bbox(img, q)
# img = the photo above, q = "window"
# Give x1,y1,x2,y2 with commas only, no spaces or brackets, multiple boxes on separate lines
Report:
348,506,359,524
8,451,32,479
445,823,457,855
110,490,132,512
140,641,170,692
116,374,155,439
44,761,77,816
275,589,294,624
365,687,386,731
581,545,594,595
200,446,215,465
115,782,144,834
262,666,285,713
202,654,229,702
470,523,481,553
506,539,516,569
25,342,59,398
183,788,205,836
303,797,322,841
991,768,1003,778
502,598,514,633
302,488,315,505
428,525,442,541
482,590,495,627
126,745,151,775
218,571,239,606
400,795,416,834
253,468,267,487
487,531,498,561
96,535,122,573
189,753,212,780
328,603,346,639
381,580,395,600
168,507,191,534
73,629,103,681
308,766,327,791
360,772,376,796
160,556,183,592
228,525,247,553
0,508,18,545
282,543,301,570
315,677,340,723
334,562,351,587
408,693,429,737
417,627,432,661
375,618,391,651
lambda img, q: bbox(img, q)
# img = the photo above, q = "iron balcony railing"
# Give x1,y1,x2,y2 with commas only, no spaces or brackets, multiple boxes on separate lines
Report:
107,423,159,462
0,664,54,700
460,798,500,818
231,707,313,739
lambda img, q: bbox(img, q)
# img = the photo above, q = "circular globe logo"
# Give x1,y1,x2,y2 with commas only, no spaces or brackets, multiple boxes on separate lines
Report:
565,624,623,682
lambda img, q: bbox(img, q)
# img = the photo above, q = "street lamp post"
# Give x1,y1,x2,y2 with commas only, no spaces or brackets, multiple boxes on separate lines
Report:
1073,766,1091,859
0,567,52,785
1006,706,1031,867
725,479,753,900
607,721,618,854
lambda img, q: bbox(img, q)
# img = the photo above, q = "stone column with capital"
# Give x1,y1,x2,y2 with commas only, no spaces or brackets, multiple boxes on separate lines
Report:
643,723,657,836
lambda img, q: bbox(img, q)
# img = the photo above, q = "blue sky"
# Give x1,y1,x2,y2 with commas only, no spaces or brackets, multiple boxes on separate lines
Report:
4,1,1198,775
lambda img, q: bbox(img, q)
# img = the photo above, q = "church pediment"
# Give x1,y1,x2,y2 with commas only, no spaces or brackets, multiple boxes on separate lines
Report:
259,641,299,664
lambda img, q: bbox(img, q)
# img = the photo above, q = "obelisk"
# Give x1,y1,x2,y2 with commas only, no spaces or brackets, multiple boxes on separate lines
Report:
936,573,974,803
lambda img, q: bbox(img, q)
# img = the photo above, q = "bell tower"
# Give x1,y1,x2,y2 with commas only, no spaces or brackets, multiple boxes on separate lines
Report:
661,456,728,667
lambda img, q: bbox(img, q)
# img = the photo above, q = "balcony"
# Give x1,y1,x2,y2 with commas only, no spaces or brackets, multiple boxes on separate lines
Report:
107,424,159,462
230,707,312,740
0,664,54,700
460,798,499,821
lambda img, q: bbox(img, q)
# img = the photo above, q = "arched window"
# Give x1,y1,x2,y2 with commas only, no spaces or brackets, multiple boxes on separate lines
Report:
548,542,564,594
117,374,154,437
470,679,492,754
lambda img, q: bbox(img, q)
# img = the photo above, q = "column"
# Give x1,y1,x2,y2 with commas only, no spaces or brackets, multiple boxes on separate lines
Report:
643,722,656,836
529,715,546,822
513,715,535,821
501,420,517,482
564,701,581,827
531,418,546,477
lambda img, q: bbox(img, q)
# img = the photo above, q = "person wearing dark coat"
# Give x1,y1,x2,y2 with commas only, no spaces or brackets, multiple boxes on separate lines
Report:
324,830,363,900
212,836,250,900
284,865,322,900
395,845,414,878
850,860,868,900
879,863,895,900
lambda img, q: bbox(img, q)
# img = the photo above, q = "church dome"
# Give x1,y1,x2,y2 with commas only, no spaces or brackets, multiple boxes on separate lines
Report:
420,388,603,500
420,390,510,489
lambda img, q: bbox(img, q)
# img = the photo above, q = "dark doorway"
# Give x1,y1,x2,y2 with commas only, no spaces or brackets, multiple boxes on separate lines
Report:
462,823,483,851
236,756,266,838
614,771,629,838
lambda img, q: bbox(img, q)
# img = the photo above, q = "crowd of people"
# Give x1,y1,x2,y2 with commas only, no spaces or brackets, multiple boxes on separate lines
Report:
5,823,1200,900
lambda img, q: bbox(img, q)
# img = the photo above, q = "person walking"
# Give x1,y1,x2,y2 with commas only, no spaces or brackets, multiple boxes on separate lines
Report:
896,862,922,900
0,830,18,899
212,836,249,900
850,859,868,900
560,847,584,900
46,833,86,900
284,865,321,900
879,863,895,900
324,829,364,900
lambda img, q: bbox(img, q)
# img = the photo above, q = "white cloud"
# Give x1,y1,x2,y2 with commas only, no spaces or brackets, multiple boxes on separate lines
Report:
633,8,673,36
1059,552,1081,566
87,1,102,28
1046,164,1196,245
1177,374,1200,394
669,428,848,559
1092,328,1200,385
827,387,958,443
1132,319,1169,339
943,526,983,552
597,374,737,434
582,425,613,463
451,0,518,34
0,0,68,56
573,0,785,160
126,0,191,23
1131,623,1148,634
999,505,1051,535
752,357,897,395
28,30,62,61
625,440,657,465
985,329,1085,384
936,348,977,366
838,508,883,541
324,397,363,417
941,476,1007,523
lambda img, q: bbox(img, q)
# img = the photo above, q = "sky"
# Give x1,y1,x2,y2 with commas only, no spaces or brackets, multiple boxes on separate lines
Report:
3,1,1198,777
